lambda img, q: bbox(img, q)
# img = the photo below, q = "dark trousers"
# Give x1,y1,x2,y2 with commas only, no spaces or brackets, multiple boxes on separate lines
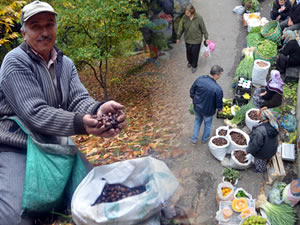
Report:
275,53,288,74
185,43,201,68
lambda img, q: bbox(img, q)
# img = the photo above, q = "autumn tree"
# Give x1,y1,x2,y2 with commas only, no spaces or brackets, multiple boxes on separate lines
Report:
0,0,26,65
53,0,149,99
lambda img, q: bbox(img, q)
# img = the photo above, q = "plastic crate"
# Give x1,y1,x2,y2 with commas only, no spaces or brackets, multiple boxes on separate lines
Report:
233,96,249,107
235,77,252,95
217,103,234,119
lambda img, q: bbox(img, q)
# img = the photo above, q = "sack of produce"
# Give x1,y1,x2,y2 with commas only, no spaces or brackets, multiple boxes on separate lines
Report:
215,204,233,223
227,128,250,154
245,108,260,131
216,181,234,204
268,181,286,205
260,20,282,45
282,179,300,207
234,187,252,199
71,156,178,225
208,136,230,161
215,126,230,137
251,59,270,86
254,39,277,64
230,149,252,170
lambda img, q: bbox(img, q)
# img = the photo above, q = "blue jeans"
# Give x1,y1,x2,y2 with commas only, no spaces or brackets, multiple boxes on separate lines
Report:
191,111,213,143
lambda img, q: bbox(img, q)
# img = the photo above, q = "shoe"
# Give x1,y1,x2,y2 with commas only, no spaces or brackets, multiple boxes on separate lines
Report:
201,139,208,144
187,63,192,68
191,67,197,73
190,137,197,145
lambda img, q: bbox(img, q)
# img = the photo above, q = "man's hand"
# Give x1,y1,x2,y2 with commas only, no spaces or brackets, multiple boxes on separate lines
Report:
245,153,253,162
176,40,180,44
83,100,126,138
259,91,267,96
96,100,126,137
276,15,281,21
279,6,286,12
288,17,293,26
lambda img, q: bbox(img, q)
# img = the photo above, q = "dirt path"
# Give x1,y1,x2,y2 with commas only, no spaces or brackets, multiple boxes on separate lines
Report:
153,0,272,224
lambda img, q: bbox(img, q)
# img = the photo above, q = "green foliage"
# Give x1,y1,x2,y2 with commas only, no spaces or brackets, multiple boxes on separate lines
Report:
0,0,26,65
280,82,298,114
54,0,150,99
222,167,240,184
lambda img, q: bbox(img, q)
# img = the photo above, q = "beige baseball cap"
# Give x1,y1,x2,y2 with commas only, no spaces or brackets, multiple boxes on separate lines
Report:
21,0,57,24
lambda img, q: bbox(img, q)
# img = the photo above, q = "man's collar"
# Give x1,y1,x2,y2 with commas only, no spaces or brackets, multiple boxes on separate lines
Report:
20,42,63,63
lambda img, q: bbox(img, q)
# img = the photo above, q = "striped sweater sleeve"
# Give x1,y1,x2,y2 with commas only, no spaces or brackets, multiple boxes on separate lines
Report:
0,47,99,137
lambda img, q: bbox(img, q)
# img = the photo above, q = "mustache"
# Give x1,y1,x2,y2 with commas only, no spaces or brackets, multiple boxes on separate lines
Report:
37,36,52,41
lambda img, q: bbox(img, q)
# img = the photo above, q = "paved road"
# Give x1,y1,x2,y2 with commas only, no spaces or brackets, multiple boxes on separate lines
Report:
158,0,273,224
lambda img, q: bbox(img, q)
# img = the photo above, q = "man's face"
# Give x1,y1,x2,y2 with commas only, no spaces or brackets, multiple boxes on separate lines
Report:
21,12,56,60
279,0,285,6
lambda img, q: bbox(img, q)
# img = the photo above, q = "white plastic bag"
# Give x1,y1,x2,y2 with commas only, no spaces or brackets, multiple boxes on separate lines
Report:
245,108,260,131
227,128,250,154
216,181,234,204
229,149,252,170
208,136,230,161
233,5,245,15
71,156,179,225
251,60,271,86
200,45,210,57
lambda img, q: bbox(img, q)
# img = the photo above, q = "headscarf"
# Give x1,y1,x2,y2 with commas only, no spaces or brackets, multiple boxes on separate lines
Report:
258,108,279,132
267,70,284,95
283,30,296,46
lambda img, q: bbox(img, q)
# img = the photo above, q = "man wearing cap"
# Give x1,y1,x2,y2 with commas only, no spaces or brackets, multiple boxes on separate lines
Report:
0,1,126,224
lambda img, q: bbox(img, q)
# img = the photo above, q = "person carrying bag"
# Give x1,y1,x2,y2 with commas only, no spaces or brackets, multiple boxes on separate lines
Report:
1,116,87,215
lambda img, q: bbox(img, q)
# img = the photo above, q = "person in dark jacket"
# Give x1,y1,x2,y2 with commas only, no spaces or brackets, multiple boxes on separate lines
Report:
280,0,300,31
190,65,223,144
270,0,291,21
176,3,209,73
252,70,284,108
275,30,300,74
245,108,279,172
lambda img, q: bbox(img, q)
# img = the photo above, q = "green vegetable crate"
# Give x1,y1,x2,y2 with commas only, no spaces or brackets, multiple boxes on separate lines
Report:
217,102,234,119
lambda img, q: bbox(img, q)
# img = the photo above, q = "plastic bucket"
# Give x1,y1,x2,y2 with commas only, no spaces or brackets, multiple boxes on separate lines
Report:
227,128,250,154
245,108,260,131
251,60,270,86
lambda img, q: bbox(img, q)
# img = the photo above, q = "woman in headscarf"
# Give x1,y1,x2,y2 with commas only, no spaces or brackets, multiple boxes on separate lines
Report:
275,30,300,75
245,108,279,172
252,70,284,108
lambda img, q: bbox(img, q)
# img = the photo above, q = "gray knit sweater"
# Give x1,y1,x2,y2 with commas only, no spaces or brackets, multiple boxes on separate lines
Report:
0,43,102,150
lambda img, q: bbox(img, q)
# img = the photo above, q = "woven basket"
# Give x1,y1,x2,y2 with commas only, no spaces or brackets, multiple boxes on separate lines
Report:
254,48,276,64
260,20,282,45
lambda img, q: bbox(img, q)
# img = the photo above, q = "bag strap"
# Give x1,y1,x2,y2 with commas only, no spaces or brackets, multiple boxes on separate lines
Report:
0,116,77,155
0,116,30,135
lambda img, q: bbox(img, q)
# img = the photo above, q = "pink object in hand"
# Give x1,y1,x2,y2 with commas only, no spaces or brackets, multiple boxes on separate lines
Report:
208,40,216,52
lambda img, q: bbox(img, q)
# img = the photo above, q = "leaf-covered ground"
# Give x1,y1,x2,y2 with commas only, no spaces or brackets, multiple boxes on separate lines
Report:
35,53,185,225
